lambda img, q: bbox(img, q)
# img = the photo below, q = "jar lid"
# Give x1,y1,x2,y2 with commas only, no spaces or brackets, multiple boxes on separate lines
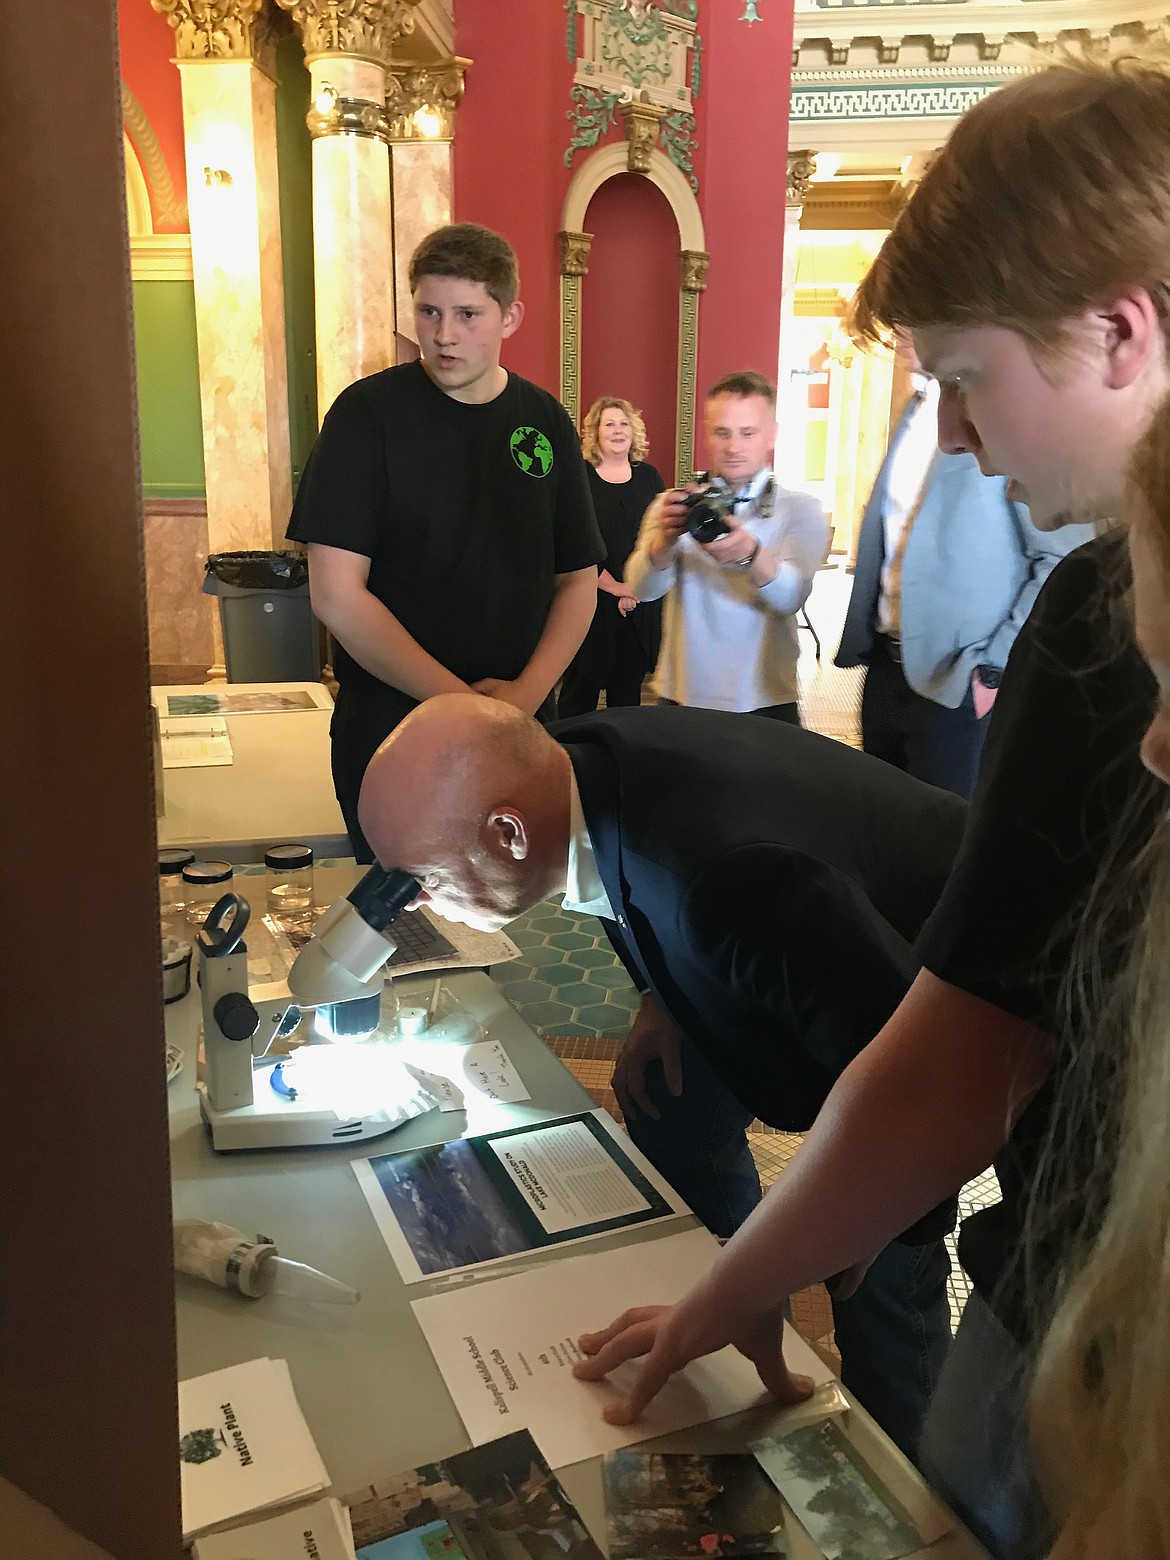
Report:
182,859,234,885
158,847,196,877
265,843,314,870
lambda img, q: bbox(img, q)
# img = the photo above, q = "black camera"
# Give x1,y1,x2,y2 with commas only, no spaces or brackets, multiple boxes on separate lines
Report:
681,474,736,544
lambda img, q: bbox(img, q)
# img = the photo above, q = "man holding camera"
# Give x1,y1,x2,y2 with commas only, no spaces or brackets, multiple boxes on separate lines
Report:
625,372,828,722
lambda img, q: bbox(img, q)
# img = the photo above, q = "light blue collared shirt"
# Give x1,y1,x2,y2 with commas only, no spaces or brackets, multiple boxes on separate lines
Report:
562,769,615,921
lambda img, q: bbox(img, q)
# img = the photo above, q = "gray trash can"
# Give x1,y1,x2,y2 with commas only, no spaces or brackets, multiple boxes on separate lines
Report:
202,550,320,683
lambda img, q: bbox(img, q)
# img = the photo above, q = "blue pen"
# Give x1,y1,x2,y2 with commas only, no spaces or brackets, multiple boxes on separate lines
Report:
270,1062,298,1100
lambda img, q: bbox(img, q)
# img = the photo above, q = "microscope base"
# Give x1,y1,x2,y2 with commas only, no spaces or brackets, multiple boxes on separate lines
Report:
197,1066,415,1152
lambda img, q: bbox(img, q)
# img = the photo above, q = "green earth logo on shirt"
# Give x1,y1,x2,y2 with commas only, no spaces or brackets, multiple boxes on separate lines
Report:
509,426,554,478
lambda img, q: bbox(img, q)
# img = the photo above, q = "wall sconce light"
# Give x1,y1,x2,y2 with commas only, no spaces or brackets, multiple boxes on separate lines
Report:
203,166,233,189
313,83,338,119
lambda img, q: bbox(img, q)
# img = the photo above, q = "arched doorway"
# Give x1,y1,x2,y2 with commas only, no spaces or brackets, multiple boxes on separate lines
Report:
580,172,680,482
559,143,707,483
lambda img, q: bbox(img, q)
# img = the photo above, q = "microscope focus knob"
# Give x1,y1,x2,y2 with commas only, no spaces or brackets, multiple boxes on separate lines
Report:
213,992,260,1043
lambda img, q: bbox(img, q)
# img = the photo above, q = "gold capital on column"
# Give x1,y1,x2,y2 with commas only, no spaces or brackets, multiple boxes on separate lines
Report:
387,57,470,142
559,231,593,277
680,250,709,293
275,0,422,64
786,150,817,208
151,0,269,62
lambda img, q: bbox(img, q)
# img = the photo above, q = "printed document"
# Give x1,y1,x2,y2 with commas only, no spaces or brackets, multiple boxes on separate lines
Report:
160,715,233,768
354,1109,688,1282
410,1226,834,1467
178,1356,329,1540
192,1497,355,1560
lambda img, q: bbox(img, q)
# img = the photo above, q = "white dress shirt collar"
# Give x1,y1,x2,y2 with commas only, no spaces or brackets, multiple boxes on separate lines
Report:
562,767,616,920
732,465,774,505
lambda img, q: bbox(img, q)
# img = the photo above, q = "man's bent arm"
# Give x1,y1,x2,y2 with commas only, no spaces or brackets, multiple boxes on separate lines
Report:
703,970,1054,1311
515,566,598,705
307,543,470,701
626,498,678,601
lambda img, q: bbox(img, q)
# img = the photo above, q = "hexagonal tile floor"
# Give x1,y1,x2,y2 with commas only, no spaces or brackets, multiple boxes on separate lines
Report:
489,898,640,1038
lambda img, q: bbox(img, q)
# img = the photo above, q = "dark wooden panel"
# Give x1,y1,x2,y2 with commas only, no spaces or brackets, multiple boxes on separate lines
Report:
0,2,182,1555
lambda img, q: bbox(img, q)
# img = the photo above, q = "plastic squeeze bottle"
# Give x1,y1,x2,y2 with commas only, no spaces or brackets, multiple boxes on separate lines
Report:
173,1219,359,1302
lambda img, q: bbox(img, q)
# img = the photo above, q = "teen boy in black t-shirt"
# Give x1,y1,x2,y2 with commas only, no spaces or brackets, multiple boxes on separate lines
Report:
287,223,603,861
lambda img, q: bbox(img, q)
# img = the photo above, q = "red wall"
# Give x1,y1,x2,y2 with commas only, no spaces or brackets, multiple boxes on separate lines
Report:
117,0,188,231
581,173,680,482
695,4,793,398
454,0,576,393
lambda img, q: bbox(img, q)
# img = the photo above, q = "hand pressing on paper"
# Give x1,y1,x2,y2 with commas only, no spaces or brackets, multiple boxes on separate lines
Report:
572,1284,815,1425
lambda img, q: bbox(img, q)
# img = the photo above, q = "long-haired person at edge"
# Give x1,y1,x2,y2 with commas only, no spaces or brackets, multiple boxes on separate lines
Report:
570,55,1170,1560
1029,403,1170,1560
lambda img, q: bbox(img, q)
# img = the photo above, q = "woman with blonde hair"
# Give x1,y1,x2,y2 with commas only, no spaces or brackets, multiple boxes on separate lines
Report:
557,397,664,717
1028,403,1170,1560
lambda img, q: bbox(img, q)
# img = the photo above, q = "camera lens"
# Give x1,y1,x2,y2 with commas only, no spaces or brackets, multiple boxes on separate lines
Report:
685,498,731,544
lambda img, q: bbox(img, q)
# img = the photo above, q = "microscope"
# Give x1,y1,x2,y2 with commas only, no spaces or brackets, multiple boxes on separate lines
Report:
196,865,432,1151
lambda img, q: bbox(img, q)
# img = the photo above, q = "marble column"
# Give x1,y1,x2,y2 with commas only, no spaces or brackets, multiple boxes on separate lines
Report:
277,1,422,418
387,59,468,344
154,0,293,567
851,343,896,560
827,332,864,557
776,150,816,489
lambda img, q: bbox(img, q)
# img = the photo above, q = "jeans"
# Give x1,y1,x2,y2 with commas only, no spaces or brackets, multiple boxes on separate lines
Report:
624,1032,952,1462
861,635,988,800
919,1291,1052,1559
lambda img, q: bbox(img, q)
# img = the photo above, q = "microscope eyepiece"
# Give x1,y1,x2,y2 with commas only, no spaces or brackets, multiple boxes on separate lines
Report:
346,865,420,933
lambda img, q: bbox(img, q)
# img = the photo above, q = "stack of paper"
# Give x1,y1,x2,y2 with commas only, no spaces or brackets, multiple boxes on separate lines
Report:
179,1357,330,1542
192,1497,355,1560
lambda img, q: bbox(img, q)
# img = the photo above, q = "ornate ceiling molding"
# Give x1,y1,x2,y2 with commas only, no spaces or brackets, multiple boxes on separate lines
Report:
792,0,1167,71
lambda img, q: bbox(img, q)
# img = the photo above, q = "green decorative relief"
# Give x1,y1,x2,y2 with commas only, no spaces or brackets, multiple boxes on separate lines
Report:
660,0,699,17
564,85,622,166
565,0,578,64
691,31,703,97
662,109,699,191
601,7,672,89
739,0,763,21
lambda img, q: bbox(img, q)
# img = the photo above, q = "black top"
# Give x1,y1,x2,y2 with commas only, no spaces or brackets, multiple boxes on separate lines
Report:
569,462,665,683
287,362,604,731
916,532,1162,1339
588,461,664,578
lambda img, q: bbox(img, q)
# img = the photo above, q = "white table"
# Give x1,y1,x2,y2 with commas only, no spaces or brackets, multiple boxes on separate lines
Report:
168,871,988,1559
154,681,348,863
